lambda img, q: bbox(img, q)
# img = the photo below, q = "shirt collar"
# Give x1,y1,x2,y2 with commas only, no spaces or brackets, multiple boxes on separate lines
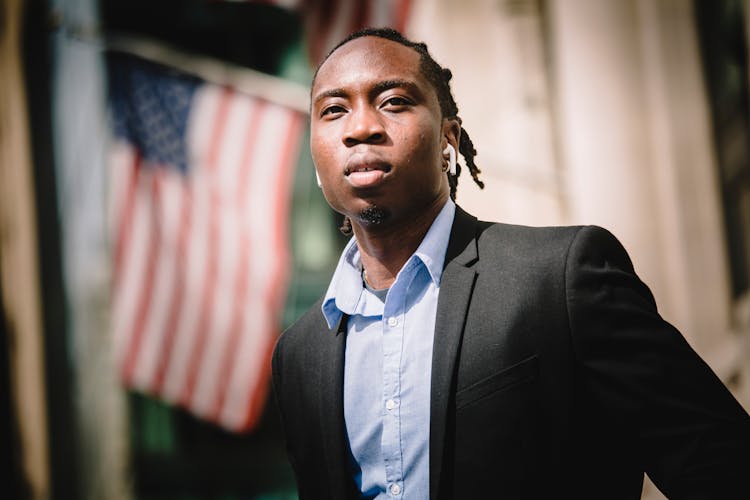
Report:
321,199,456,329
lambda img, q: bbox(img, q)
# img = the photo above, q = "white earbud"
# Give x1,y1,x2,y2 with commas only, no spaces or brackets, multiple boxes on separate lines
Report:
315,170,322,188
443,144,457,176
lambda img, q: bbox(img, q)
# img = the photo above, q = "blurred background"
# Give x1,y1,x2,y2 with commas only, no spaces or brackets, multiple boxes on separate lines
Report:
1,0,749,498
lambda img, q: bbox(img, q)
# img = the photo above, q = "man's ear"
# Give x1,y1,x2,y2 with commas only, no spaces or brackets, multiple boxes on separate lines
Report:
442,117,461,153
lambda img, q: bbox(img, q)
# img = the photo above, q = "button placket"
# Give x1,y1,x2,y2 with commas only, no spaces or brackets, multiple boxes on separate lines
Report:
381,276,407,494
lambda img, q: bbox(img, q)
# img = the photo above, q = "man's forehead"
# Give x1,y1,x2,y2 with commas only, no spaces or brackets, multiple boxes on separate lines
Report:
312,36,423,93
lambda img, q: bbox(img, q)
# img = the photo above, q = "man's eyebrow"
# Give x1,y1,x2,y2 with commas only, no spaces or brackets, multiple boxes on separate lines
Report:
369,79,421,97
312,79,421,106
312,88,347,105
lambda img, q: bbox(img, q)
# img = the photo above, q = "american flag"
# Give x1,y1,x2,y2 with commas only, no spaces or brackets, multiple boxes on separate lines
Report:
302,0,414,65
108,54,305,432
226,0,413,65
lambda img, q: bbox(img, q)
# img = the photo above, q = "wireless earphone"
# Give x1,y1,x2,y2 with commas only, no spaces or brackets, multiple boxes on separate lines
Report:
443,144,457,176
316,170,322,188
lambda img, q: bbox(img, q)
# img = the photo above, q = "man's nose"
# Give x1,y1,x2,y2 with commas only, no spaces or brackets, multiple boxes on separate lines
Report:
343,107,386,146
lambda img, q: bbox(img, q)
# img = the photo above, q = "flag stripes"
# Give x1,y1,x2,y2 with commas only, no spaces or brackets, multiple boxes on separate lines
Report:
231,0,414,65
304,0,414,64
109,56,304,431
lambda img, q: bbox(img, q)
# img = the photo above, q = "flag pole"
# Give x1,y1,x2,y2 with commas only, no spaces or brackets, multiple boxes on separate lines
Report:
106,33,310,114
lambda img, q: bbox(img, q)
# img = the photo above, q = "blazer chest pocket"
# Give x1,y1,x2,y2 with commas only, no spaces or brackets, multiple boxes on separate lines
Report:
455,354,539,410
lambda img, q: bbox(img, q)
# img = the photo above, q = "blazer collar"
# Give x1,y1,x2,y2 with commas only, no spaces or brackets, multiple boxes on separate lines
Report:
430,206,480,500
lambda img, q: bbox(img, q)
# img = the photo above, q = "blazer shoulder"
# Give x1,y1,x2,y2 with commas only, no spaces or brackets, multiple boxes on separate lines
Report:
563,224,637,276
470,223,638,284
474,221,585,259
476,222,627,254
272,296,330,401
275,296,327,356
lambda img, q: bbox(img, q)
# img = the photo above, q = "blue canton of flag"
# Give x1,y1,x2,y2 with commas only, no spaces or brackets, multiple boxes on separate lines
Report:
109,55,199,173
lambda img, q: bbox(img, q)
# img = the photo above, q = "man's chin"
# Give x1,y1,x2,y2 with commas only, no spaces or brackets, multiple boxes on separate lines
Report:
357,205,391,227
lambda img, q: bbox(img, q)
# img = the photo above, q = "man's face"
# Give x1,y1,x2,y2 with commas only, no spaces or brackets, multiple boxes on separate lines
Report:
310,36,456,231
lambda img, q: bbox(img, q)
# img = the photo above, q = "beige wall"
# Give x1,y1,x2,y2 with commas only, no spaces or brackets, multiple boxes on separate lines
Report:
409,0,564,226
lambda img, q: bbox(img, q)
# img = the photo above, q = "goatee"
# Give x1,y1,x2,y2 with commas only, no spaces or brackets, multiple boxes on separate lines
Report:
358,205,390,226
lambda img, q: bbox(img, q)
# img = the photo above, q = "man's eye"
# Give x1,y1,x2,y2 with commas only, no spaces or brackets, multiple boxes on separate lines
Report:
383,96,412,108
321,105,346,117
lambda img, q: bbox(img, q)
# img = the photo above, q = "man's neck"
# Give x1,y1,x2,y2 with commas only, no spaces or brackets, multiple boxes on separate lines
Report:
352,196,448,290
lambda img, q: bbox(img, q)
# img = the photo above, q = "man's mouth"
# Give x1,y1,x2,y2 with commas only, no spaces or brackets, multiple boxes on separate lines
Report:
344,162,391,188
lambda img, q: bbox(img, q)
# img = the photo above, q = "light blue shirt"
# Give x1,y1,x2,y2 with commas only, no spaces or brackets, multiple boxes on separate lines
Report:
322,200,456,499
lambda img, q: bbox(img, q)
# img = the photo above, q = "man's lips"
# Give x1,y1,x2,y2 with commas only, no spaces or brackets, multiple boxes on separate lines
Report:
344,161,391,188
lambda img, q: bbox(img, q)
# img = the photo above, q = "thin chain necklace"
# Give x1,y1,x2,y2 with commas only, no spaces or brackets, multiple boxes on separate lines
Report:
362,268,371,287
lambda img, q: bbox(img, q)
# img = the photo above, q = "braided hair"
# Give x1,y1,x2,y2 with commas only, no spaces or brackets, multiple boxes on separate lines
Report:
313,28,484,235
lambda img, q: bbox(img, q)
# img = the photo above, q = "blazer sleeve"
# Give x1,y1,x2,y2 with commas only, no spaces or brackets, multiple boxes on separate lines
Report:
565,225,750,499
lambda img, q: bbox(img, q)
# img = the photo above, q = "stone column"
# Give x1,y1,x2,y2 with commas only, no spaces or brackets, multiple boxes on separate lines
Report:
547,0,671,305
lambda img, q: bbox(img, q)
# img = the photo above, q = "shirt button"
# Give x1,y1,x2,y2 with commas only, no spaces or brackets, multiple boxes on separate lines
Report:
387,317,398,327
385,398,397,410
390,483,401,495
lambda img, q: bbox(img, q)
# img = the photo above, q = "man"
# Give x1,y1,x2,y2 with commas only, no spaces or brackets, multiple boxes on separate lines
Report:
272,28,750,499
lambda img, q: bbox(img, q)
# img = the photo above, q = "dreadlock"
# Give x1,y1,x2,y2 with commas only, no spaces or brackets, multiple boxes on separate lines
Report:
313,28,484,235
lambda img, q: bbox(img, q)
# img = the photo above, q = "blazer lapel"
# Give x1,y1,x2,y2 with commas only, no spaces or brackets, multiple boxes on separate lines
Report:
318,313,351,499
430,207,480,500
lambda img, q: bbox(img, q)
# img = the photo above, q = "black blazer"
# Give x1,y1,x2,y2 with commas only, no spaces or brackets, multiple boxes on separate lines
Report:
272,207,750,499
